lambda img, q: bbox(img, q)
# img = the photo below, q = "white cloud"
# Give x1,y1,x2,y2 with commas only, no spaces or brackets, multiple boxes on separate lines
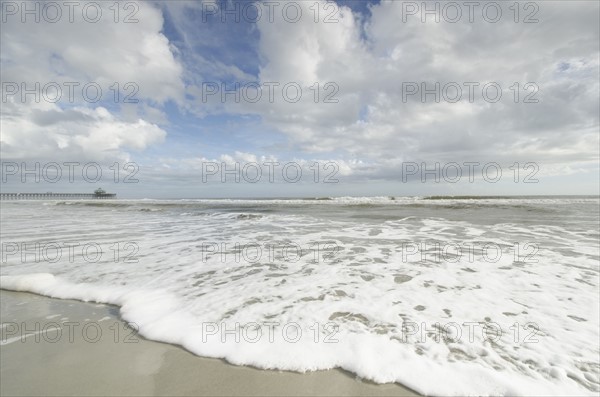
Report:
1,1,183,164
2,0,597,194
1,99,166,162
1,1,183,104
226,0,600,169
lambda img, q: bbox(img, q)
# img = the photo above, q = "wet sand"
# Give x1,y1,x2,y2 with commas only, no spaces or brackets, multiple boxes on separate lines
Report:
0,290,419,396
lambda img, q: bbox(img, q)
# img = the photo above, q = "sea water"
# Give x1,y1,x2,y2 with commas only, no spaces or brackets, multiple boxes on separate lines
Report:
1,196,598,396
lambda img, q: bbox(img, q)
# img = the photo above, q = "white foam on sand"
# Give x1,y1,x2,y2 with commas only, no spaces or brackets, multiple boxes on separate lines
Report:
1,198,598,396
0,272,584,396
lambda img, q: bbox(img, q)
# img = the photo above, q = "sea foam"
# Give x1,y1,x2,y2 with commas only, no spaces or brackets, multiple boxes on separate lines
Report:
1,198,598,396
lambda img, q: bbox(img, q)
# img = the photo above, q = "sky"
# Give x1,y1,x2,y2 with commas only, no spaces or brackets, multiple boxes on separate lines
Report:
1,0,599,198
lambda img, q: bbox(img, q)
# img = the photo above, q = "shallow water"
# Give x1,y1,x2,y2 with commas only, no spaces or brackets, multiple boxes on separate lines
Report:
1,196,599,396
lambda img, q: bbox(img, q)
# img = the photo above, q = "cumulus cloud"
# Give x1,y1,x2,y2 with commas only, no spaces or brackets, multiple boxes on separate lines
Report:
229,1,599,170
1,1,182,163
1,100,166,162
2,0,597,195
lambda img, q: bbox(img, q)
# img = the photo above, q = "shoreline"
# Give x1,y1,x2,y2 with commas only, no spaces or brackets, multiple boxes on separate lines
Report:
0,290,419,396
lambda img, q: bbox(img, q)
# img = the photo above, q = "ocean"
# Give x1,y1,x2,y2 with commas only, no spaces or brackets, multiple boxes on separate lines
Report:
1,196,598,396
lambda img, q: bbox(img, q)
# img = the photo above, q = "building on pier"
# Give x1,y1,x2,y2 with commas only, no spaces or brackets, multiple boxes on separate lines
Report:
0,189,116,200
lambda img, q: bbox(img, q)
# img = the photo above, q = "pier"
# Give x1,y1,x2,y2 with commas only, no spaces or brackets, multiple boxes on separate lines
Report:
0,188,116,200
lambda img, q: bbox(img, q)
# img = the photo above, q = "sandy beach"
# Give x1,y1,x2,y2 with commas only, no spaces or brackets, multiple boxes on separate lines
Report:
0,290,418,396
1,0,598,393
